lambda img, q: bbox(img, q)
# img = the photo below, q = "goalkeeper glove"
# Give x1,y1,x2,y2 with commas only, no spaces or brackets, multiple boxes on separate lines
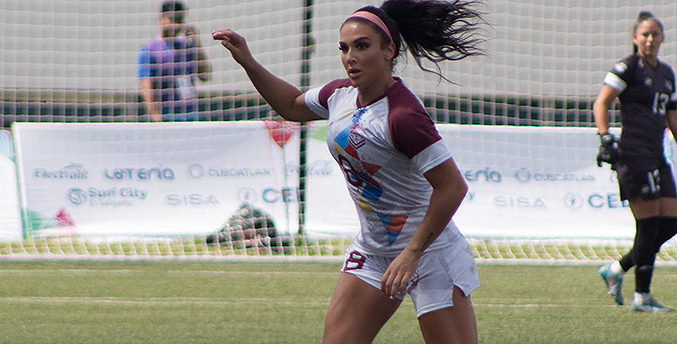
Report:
596,133,620,167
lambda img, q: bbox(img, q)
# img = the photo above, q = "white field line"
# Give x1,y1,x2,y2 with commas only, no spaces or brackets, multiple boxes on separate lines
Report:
0,296,330,307
0,269,338,276
1,269,676,279
0,296,624,309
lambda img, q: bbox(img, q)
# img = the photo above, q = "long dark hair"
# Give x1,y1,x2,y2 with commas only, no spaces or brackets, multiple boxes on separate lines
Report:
632,11,664,54
345,0,486,82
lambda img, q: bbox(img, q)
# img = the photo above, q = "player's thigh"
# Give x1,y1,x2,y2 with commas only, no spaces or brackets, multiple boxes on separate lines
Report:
418,286,477,344
629,198,660,219
323,272,401,344
659,197,677,217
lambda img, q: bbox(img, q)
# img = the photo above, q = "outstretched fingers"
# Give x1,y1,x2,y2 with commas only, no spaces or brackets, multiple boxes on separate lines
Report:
212,29,253,66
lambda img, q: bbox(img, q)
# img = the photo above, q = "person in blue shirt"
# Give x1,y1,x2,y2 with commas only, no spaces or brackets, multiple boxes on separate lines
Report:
138,1,211,122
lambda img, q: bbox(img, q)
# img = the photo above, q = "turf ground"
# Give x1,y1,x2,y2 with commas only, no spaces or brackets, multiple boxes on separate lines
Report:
0,261,675,344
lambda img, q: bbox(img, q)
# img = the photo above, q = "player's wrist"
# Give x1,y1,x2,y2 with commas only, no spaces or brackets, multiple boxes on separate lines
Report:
599,132,615,145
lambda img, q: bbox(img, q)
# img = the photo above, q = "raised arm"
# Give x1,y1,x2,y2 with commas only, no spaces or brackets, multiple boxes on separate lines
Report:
212,29,323,122
185,25,212,82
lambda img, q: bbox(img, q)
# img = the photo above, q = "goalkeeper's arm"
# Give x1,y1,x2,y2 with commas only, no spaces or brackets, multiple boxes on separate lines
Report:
593,85,622,167
667,109,677,146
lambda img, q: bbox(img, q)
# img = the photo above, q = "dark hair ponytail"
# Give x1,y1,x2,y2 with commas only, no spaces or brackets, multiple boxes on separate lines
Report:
352,0,485,81
632,11,664,54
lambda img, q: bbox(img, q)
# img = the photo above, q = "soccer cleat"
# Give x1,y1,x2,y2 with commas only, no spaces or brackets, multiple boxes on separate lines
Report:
598,264,624,305
630,297,675,313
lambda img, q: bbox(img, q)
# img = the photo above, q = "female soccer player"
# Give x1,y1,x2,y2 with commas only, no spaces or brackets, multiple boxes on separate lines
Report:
595,11,677,313
214,0,484,342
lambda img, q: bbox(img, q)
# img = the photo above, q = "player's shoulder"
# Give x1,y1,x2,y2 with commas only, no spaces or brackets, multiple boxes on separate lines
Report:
611,54,639,75
386,79,430,122
321,78,354,94
317,78,355,103
657,59,676,78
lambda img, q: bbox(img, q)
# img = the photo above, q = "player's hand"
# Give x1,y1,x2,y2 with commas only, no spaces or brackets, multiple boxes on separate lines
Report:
596,133,620,168
381,247,421,299
212,29,254,68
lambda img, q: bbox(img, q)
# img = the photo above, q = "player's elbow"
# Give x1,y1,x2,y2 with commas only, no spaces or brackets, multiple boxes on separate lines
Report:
456,179,469,199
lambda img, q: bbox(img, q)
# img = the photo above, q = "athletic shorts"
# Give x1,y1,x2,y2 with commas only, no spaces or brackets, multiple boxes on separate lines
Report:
615,157,677,201
340,239,480,318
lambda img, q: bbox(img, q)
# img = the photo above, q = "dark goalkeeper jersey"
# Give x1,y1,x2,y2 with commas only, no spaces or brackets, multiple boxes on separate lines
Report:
603,54,677,159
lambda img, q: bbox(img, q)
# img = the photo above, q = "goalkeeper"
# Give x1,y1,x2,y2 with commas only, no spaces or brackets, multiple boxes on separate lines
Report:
214,0,485,342
595,11,677,313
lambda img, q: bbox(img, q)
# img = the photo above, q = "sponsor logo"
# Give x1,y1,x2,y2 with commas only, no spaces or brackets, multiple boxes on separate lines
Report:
67,188,88,205
463,167,502,183
348,131,366,149
563,192,629,209
188,164,271,180
235,187,299,204
563,192,584,209
263,187,298,203
285,160,334,177
103,167,175,181
34,163,88,180
67,187,147,207
494,195,546,208
514,168,595,183
165,193,220,206
587,193,629,209
237,187,258,204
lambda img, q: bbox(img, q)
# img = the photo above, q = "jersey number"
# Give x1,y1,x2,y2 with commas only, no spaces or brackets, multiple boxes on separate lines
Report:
338,155,363,187
653,92,669,116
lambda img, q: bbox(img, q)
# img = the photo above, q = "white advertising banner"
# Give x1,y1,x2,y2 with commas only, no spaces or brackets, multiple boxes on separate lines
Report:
13,122,320,238
310,125,645,240
12,122,674,240
443,126,636,239
0,130,22,241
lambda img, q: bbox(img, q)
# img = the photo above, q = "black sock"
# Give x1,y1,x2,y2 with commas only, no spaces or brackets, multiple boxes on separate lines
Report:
633,217,660,293
619,249,634,272
655,217,677,252
618,219,645,272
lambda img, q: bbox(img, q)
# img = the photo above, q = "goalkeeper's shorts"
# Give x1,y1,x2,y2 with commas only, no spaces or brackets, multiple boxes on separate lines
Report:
340,238,479,318
616,157,676,201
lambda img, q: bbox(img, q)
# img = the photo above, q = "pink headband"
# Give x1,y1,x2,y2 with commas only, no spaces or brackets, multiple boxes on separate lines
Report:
346,11,393,43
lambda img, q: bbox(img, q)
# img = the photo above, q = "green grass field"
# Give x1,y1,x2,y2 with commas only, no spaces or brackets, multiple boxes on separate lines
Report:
0,261,676,344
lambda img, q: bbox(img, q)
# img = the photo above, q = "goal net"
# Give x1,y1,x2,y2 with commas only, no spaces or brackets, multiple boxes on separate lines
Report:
2,0,677,264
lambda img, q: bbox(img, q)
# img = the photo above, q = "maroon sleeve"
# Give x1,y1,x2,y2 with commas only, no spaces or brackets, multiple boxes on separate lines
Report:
387,85,442,159
317,79,353,109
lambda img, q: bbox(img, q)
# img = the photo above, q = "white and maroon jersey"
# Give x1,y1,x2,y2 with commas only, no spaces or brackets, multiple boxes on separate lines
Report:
305,77,463,256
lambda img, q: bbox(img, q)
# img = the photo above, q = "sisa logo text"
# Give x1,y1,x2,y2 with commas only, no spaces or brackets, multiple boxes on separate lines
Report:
165,194,220,206
494,196,546,208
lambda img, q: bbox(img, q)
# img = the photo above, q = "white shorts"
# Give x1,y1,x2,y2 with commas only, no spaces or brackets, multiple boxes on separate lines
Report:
340,238,480,318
